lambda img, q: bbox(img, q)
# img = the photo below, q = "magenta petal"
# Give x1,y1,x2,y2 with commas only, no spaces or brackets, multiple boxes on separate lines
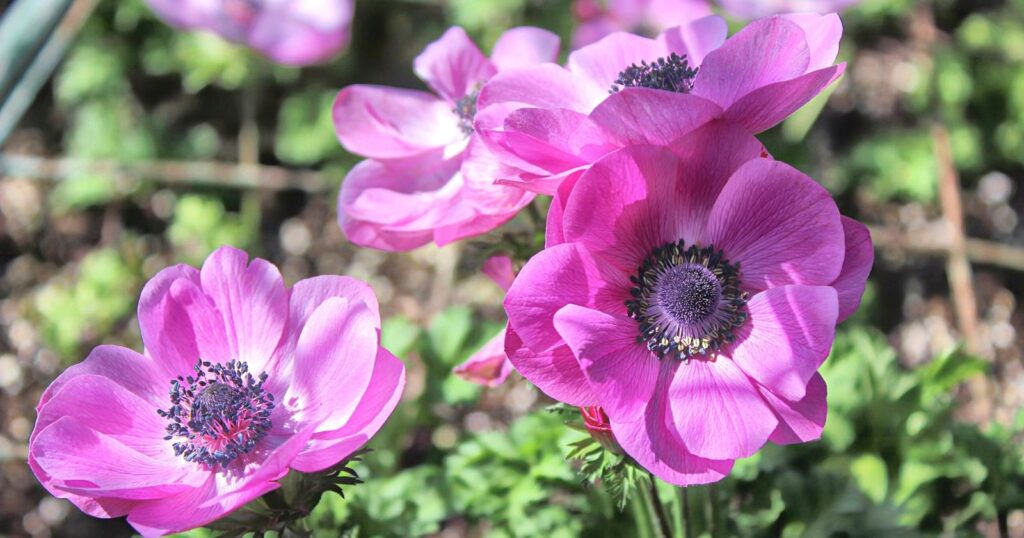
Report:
707,159,845,291
505,326,598,406
692,16,810,110
36,345,165,411
504,243,629,352
333,85,461,159
32,417,197,500
498,107,615,174
554,305,658,421
568,32,666,90
664,121,765,241
562,145,686,273
660,15,728,65
483,256,517,291
730,285,838,401
722,64,844,133
127,478,272,538
589,89,722,147
668,358,778,460
289,275,381,333
127,427,315,537
414,27,496,102
477,64,605,114
200,247,288,375
338,150,464,251
833,217,874,322
271,275,382,393
611,362,734,486
137,264,212,380
164,278,232,361
490,27,560,71
433,209,522,247
33,375,172,460
762,373,828,445
544,168,585,247
287,298,377,429
292,347,406,472
454,328,514,388
782,12,843,71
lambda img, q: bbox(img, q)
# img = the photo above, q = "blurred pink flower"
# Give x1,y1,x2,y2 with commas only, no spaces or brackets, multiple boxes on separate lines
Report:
477,13,844,195
454,256,517,387
573,0,714,48
718,0,860,19
29,246,405,536
503,126,872,485
333,27,559,251
145,0,355,66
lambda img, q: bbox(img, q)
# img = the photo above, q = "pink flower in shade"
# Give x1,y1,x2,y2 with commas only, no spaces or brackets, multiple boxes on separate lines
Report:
573,0,714,48
476,13,844,194
718,0,861,19
454,256,517,387
144,0,355,66
28,246,405,536
333,27,560,251
502,123,873,485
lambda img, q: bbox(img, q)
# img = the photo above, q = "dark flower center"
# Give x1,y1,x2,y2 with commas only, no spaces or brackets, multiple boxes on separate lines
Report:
453,86,481,137
611,53,698,94
626,241,748,360
158,359,274,467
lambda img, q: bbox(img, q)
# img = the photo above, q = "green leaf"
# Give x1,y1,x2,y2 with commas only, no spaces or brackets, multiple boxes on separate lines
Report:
851,454,889,503
381,316,421,360
426,306,474,365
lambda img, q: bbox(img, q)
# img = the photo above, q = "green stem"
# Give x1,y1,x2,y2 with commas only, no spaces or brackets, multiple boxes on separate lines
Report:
647,475,674,538
670,482,684,538
708,484,719,538
681,487,692,538
630,485,657,538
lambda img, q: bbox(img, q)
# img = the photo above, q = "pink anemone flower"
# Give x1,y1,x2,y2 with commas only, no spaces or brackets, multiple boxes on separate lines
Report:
333,27,559,251
573,0,714,49
144,0,355,66
28,246,405,536
477,13,844,194
502,123,872,485
454,255,517,387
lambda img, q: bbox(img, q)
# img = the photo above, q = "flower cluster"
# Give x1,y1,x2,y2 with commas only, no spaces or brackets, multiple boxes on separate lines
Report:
30,2,874,535
324,7,870,487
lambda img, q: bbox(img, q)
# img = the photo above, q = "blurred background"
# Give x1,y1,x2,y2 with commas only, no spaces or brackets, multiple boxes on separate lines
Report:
1,0,1023,536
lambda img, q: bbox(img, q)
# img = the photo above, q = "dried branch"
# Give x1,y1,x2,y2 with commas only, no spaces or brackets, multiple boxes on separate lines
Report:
0,154,332,192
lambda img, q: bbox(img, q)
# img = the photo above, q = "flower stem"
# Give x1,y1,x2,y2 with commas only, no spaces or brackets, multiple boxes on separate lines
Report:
679,486,692,538
630,485,657,538
647,475,674,538
707,484,719,538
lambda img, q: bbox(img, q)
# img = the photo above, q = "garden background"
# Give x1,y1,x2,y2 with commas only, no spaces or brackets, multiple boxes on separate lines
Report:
1,0,1023,536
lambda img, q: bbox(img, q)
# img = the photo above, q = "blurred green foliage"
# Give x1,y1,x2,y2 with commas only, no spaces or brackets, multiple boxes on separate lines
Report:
34,248,141,359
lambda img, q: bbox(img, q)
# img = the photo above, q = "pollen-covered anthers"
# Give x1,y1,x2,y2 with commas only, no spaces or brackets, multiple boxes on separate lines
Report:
626,241,748,361
158,359,275,467
610,53,698,94
453,85,481,136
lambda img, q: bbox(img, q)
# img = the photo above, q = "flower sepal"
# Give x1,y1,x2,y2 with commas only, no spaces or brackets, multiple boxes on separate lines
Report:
551,404,648,509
